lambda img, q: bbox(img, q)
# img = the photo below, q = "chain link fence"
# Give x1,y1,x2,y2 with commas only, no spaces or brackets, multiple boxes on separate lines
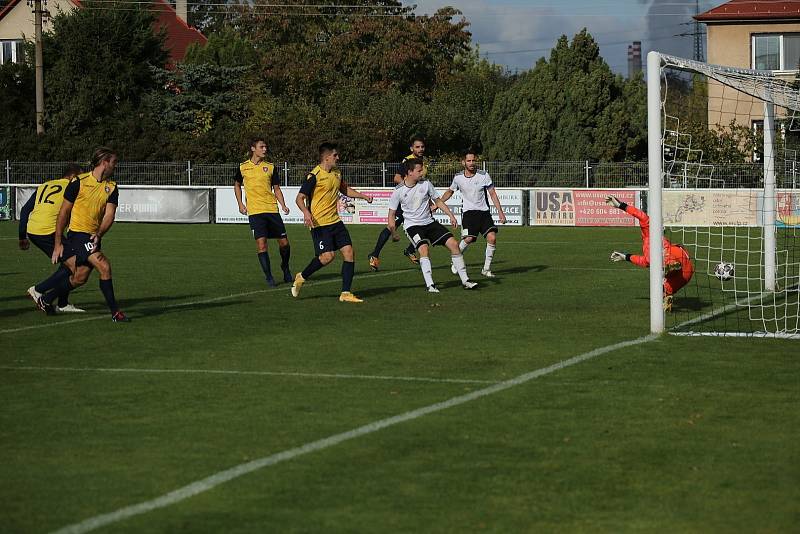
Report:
3,159,798,188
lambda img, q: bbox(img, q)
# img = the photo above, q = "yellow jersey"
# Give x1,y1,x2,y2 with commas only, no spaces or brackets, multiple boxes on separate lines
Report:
26,178,71,236
235,159,279,215
298,165,347,228
64,172,119,234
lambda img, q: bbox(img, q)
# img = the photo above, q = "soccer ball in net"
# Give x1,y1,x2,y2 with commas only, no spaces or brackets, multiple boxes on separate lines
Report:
714,262,735,281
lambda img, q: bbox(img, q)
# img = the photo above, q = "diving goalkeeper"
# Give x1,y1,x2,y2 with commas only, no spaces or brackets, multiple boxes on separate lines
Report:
606,195,694,312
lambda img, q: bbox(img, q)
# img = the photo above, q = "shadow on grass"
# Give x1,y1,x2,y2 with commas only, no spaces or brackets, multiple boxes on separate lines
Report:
0,293,204,320
133,298,248,319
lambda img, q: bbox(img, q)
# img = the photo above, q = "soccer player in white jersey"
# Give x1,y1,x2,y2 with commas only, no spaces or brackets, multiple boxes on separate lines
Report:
441,150,507,278
388,159,477,292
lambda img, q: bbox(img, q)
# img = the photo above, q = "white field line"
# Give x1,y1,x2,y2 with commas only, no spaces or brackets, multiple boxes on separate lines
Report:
0,366,496,385
0,268,413,335
1,264,625,335
50,333,658,534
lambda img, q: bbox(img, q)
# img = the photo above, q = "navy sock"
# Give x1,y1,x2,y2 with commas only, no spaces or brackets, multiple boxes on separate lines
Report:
371,228,393,257
279,245,291,271
35,265,70,294
258,251,273,280
342,261,355,292
301,257,324,280
43,275,74,305
99,279,118,313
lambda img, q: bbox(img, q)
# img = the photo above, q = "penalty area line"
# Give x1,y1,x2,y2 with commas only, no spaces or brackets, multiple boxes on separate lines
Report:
0,268,413,335
0,365,496,385
50,333,658,534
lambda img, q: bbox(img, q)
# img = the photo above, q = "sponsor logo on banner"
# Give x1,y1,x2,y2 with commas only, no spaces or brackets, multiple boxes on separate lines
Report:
574,189,637,226
778,191,800,227
433,188,524,226
0,187,10,220
531,190,575,225
663,190,758,227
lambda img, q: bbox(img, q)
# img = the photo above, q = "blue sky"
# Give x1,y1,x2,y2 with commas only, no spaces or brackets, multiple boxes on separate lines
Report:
413,0,722,74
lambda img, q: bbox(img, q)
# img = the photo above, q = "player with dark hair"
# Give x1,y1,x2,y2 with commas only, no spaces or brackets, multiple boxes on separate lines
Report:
606,195,694,312
389,159,477,292
441,150,506,278
19,163,84,312
367,135,427,271
34,147,130,322
292,142,374,303
234,136,292,286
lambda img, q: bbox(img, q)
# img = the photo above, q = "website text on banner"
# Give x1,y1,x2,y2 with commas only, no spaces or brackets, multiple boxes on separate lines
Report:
529,189,639,226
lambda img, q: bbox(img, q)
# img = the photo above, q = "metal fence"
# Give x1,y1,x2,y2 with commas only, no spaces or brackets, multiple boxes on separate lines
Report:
3,159,798,189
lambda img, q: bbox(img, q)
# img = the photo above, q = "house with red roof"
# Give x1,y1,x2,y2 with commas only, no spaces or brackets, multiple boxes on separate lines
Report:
694,0,800,130
696,0,800,72
0,0,206,65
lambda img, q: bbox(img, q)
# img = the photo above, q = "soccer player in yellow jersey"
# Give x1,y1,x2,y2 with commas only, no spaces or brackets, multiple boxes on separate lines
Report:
367,135,427,271
234,137,292,286
291,142,373,303
35,147,130,322
19,163,84,312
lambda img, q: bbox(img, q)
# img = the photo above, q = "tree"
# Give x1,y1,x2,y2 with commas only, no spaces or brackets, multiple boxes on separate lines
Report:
482,30,646,162
41,1,168,136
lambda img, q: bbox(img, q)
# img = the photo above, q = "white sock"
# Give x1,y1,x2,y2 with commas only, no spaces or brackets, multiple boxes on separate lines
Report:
484,244,496,271
459,239,470,253
451,254,469,283
420,256,435,287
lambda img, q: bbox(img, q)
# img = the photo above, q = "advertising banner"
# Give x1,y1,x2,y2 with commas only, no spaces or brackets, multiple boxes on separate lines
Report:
432,188,524,227
15,187,35,219
777,191,800,228
116,188,209,223
663,189,758,227
18,186,209,223
529,189,575,226
574,189,638,226
216,186,525,226
0,187,10,220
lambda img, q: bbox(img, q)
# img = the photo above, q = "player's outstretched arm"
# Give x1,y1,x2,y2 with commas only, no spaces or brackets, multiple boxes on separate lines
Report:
93,202,117,245
295,192,313,228
345,186,373,203
434,198,458,228
273,184,290,215
18,194,35,250
610,251,629,262
233,182,247,215
489,188,507,224
52,199,73,264
605,195,622,209
387,209,397,233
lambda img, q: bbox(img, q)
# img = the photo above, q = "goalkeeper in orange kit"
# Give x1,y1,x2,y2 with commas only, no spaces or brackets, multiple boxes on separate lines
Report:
606,195,694,312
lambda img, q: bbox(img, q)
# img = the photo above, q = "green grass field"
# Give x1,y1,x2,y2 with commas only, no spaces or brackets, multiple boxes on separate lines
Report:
1,221,798,533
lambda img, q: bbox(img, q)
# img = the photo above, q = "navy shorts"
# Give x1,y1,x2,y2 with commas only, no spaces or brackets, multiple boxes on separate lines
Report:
65,231,100,266
249,213,287,240
311,221,352,256
28,233,56,258
462,210,498,239
405,221,452,249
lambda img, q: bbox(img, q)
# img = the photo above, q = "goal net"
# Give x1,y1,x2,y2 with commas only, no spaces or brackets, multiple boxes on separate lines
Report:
647,52,800,339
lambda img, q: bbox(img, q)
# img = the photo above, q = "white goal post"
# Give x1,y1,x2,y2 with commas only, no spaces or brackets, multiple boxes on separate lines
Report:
647,51,800,339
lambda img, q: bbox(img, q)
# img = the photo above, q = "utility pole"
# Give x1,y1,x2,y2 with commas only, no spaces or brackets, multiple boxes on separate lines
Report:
693,0,704,62
29,0,45,134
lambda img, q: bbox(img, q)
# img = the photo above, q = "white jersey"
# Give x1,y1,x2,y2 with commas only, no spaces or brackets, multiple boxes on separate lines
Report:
389,180,439,227
450,171,494,212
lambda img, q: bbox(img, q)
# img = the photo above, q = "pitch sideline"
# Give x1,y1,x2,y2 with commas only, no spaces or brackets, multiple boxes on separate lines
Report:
50,333,659,534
